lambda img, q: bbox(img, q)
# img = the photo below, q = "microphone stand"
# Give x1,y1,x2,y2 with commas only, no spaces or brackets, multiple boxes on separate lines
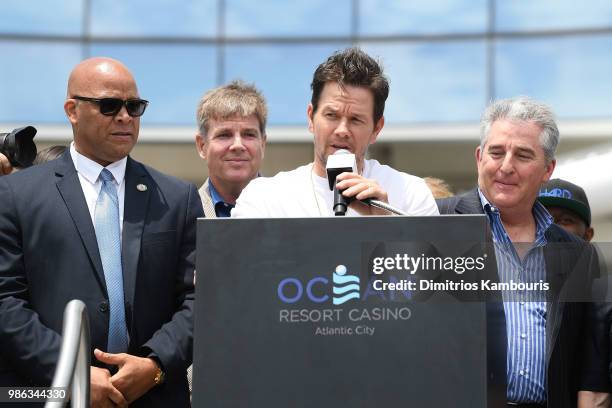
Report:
333,186,407,216
365,199,407,216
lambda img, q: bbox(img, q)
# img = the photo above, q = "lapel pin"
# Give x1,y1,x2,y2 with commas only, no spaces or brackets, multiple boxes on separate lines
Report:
137,184,147,192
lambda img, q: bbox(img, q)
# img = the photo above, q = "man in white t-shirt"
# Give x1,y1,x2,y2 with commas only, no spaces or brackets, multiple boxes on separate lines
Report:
233,47,438,217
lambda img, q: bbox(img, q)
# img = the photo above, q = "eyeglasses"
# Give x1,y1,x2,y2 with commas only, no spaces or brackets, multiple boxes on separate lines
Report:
72,96,149,117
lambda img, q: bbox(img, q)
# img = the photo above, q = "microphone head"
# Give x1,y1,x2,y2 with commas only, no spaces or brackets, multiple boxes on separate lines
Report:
330,148,351,156
325,149,356,190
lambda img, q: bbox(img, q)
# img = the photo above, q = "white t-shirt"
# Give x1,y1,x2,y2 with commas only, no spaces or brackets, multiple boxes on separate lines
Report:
232,160,439,217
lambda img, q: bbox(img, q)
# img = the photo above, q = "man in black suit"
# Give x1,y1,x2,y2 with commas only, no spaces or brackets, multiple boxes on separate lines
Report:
0,57,202,407
438,96,597,408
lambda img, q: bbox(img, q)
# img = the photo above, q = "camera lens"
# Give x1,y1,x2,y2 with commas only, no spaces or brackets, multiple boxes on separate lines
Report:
0,126,37,168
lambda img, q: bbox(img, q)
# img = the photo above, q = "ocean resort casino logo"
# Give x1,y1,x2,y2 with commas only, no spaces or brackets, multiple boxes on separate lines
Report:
277,264,361,305
277,264,411,336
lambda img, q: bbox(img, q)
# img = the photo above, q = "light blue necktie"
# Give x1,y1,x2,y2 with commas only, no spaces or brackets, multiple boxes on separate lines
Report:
94,168,128,353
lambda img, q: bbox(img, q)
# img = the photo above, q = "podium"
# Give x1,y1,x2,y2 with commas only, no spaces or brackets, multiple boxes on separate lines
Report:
193,215,506,407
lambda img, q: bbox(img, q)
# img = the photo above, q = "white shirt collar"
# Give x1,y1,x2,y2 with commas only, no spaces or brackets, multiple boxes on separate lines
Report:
70,142,127,185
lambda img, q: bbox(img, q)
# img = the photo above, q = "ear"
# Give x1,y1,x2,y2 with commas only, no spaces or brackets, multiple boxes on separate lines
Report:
195,133,207,160
584,227,594,242
64,99,78,126
370,116,385,145
542,159,556,182
307,103,314,134
475,145,482,163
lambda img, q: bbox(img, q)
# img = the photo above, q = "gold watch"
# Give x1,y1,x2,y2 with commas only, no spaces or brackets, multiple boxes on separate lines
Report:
153,362,165,386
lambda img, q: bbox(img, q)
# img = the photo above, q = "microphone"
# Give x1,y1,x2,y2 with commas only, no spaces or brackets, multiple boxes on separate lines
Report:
326,149,356,216
325,149,408,216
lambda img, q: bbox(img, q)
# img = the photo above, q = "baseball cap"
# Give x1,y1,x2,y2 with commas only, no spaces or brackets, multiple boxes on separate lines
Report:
538,178,591,226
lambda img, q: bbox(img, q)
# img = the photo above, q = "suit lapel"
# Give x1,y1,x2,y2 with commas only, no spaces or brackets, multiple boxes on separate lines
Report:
456,188,485,215
199,178,216,219
54,152,107,290
121,158,150,308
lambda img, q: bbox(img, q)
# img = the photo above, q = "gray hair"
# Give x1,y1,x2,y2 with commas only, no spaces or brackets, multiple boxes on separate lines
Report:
480,96,559,163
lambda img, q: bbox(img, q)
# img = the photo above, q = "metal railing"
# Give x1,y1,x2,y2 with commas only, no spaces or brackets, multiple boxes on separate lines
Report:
45,300,91,408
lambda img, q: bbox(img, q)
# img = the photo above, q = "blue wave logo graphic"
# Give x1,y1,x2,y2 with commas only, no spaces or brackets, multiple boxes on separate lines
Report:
332,265,360,305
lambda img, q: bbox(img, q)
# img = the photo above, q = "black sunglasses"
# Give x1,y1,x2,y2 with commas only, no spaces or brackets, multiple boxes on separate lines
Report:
72,96,149,117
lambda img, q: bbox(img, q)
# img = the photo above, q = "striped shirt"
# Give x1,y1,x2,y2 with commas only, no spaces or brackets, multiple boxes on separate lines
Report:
478,190,552,404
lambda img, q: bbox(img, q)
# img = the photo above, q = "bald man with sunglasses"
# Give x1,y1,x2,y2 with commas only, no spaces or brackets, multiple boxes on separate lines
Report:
0,57,202,408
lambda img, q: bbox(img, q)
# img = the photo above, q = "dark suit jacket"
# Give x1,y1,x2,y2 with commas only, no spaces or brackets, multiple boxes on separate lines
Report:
438,188,597,408
0,152,203,407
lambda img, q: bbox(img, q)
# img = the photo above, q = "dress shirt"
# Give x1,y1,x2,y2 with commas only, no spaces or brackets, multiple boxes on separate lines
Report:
478,189,552,404
70,143,127,234
208,181,234,218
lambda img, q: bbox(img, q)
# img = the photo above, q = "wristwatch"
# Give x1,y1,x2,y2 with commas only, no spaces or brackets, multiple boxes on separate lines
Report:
151,357,165,386
154,366,165,386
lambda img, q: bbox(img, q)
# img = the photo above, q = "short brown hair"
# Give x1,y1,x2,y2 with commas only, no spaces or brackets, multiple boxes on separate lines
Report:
197,80,267,136
310,47,389,123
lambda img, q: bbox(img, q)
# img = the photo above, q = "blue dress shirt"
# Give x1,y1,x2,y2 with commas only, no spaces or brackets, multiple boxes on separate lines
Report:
209,181,234,218
478,189,552,404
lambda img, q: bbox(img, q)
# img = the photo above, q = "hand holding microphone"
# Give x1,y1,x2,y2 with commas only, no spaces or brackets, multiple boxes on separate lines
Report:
335,172,389,215
326,149,392,216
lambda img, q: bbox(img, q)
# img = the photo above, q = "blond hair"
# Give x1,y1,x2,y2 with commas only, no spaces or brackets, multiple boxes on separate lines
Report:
424,177,454,199
196,80,267,136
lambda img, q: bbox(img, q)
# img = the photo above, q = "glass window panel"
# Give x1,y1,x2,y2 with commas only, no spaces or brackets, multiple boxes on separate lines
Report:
224,43,350,125
359,0,488,35
496,0,612,31
0,42,82,123
90,44,217,125
225,0,351,37
90,0,216,37
495,36,612,119
361,42,487,123
0,0,83,35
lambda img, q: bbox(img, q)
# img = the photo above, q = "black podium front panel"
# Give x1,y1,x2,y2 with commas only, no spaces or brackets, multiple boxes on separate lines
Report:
194,216,506,407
